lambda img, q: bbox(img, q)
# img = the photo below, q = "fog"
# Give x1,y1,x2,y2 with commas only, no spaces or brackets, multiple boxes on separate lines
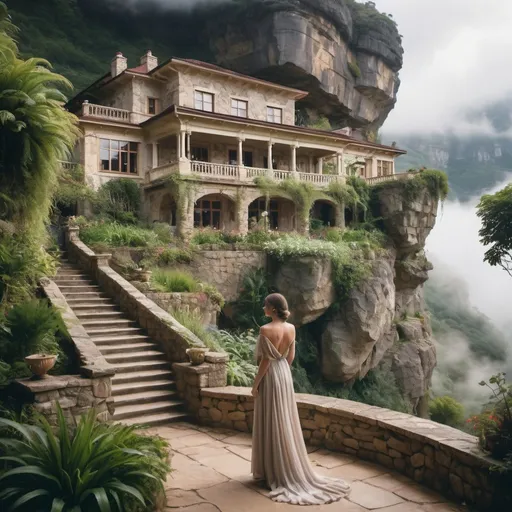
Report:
373,0,512,135
108,0,230,10
426,178,512,410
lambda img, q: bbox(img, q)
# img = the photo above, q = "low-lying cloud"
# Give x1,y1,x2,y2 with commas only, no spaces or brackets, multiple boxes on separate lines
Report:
107,0,230,10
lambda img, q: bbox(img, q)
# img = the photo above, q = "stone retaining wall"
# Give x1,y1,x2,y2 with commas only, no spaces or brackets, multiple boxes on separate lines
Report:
175,249,266,302
12,375,114,428
198,386,506,511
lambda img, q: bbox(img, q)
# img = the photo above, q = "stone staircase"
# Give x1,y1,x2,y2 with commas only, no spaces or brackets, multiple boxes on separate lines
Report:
54,259,188,426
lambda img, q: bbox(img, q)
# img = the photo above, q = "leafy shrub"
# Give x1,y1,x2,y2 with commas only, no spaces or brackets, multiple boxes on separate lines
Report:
157,248,193,266
0,299,64,363
80,221,163,247
348,61,361,78
95,178,141,222
323,228,343,243
309,218,324,232
169,308,219,351
191,228,228,246
202,284,225,309
55,164,95,208
151,222,174,245
0,406,170,511
243,229,281,246
232,268,270,329
430,396,465,427
212,330,258,386
151,269,198,293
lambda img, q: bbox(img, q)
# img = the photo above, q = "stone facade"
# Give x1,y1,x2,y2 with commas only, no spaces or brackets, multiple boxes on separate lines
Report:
12,375,114,429
197,387,505,511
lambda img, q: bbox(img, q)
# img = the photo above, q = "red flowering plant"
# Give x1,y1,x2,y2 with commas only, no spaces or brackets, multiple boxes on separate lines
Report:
468,373,512,460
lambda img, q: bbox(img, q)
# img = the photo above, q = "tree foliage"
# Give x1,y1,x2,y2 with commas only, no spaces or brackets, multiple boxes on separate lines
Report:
477,183,512,277
0,2,79,239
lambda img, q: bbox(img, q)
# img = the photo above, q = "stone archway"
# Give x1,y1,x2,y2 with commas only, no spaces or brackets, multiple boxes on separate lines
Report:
194,193,237,231
311,199,337,228
248,196,296,232
159,193,177,226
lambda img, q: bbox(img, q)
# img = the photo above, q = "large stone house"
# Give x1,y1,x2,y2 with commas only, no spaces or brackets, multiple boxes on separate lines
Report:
66,51,405,237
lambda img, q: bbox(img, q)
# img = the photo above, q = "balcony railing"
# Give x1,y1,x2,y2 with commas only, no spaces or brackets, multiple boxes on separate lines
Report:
148,162,179,182
365,170,421,185
192,161,239,179
81,102,132,123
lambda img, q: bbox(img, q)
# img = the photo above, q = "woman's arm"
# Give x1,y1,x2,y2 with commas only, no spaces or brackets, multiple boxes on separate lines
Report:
286,340,296,366
252,358,270,397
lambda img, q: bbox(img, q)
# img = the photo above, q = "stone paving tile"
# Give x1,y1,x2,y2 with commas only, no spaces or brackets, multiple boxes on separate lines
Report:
323,461,387,482
393,483,445,504
179,443,231,462
348,481,404,510
151,426,200,441
422,503,467,511
169,432,221,450
363,472,411,492
165,453,228,491
169,503,220,512
165,489,207,508
222,433,253,446
198,452,252,482
309,449,356,469
225,444,252,461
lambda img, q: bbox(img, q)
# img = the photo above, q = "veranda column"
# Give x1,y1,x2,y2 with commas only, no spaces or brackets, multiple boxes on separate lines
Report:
176,133,181,159
180,131,187,160
267,140,273,170
317,157,324,174
152,142,158,169
291,144,297,172
336,152,343,175
186,131,191,160
308,154,314,173
371,156,378,178
237,137,244,166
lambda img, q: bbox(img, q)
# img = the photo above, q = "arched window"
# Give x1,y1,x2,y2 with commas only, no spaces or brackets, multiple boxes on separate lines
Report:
194,197,222,229
248,198,279,229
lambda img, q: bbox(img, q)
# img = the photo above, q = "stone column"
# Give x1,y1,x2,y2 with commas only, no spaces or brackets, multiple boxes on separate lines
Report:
152,142,158,169
308,154,314,174
177,196,194,240
337,152,344,175
317,157,324,174
372,156,378,178
176,133,181,159
180,131,187,160
186,131,191,160
237,137,244,166
267,141,273,170
291,144,297,172
335,204,346,230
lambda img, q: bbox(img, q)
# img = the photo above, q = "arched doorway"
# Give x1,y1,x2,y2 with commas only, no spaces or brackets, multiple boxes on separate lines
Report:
194,194,236,231
248,196,296,232
159,194,177,226
311,200,336,228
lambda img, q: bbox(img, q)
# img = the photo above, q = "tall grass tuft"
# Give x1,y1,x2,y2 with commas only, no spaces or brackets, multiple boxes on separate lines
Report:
151,269,199,293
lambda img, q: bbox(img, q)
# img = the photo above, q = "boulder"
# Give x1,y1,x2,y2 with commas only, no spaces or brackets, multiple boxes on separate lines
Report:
395,252,433,290
321,257,396,382
207,0,403,130
273,257,335,326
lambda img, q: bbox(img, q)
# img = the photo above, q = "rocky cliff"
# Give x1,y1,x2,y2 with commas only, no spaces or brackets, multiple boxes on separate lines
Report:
273,181,439,415
207,0,403,130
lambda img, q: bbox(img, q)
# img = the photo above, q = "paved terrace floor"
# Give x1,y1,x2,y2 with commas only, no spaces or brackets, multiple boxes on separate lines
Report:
146,422,468,512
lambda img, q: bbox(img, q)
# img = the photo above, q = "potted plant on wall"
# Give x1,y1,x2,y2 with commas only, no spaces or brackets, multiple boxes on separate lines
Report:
24,353,57,379
186,347,209,365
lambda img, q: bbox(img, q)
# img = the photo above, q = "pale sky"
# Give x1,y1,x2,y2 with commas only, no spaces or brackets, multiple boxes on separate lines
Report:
374,0,512,134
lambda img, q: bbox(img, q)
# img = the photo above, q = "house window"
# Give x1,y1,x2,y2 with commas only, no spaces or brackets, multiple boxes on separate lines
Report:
194,91,214,112
377,160,393,177
191,147,209,162
194,198,222,229
231,99,248,118
248,199,279,229
100,139,138,174
267,107,282,124
148,98,158,115
228,150,253,166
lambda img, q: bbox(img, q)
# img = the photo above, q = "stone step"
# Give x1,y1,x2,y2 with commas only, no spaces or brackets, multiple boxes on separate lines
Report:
120,411,189,427
111,360,170,373
66,297,113,305
112,369,174,384
81,319,138,329
105,351,167,364
55,274,89,281
55,279,96,286
58,285,101,293
55,272,89,278
75,311,125,320
60,291,107,300
113,389,179,407
112,379,176,396
90,334,151,344
85,327,143,336
70,304,120,312
114,400,183,420
100,341,158,355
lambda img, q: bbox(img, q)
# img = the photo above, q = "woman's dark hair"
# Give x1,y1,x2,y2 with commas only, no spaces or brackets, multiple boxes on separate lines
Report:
265,293,290,321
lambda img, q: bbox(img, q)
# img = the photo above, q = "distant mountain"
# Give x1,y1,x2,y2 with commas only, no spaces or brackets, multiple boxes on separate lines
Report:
383,133,512,201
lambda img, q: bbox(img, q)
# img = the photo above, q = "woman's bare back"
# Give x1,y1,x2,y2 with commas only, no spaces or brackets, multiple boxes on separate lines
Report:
260,322,295,356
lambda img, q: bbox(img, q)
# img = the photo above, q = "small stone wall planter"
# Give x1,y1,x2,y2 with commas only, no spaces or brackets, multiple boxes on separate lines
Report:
135,269,152,283
25,354,57,379
186,347,209,365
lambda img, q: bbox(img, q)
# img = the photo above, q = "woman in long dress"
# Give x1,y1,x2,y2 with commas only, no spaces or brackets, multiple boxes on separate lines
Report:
251,293,351,505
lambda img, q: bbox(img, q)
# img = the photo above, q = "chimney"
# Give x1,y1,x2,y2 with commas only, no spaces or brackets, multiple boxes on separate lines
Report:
111,52,127,77
140,50,158,72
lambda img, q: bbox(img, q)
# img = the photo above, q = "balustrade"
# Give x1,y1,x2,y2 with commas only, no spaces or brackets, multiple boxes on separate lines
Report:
81,102,131,122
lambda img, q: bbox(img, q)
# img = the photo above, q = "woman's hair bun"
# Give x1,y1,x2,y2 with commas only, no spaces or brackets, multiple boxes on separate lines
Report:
265,293,291,321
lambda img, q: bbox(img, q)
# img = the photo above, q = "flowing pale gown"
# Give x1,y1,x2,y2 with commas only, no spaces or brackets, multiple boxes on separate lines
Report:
251,334,351,505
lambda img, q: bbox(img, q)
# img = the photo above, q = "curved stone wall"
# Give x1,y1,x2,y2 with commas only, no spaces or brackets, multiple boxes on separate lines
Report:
199,386,506,511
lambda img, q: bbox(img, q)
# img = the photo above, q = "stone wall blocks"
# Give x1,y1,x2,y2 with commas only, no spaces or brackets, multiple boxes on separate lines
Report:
376,453,394,469
373,438,388,454
411,453,425,468
209,408,222,422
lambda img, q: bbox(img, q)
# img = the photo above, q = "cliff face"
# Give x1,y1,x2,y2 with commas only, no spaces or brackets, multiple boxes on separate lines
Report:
208,0,403,130
273,182,439,415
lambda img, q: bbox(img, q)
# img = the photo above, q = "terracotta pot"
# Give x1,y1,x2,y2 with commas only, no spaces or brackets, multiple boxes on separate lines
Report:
186,348,208,366
137,269,152,283
24,354,57,379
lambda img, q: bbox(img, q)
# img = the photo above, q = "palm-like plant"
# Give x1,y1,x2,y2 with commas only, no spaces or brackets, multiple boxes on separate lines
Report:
0,406,171,511
0,2,79,237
